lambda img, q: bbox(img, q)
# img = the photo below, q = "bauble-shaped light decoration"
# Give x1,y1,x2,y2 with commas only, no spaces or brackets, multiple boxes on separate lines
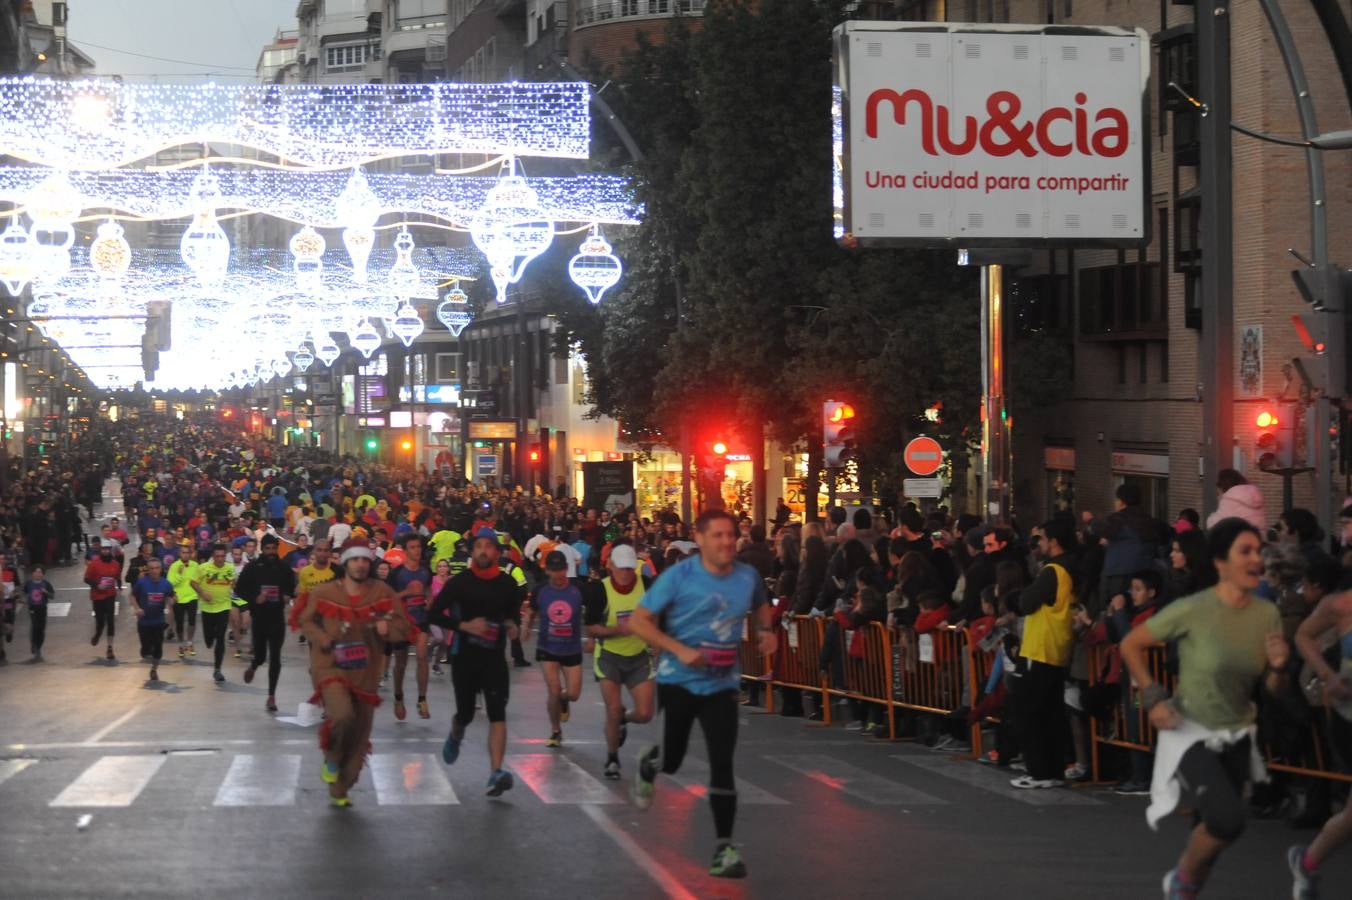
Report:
0,216,33,295
27,171,81,284
568,224,623,305
470,159,554,300
90,219,132,281
337,168,380,283
180,166,231,287
292,343,315,373
435,283,473,337
387,226,420,296
390,301,424,348
273,355,293,378
314,334,341,367
349,319,381,359
289,225,326,293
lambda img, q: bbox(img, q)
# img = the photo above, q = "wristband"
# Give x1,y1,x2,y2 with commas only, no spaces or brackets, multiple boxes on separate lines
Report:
1141,683,1170,711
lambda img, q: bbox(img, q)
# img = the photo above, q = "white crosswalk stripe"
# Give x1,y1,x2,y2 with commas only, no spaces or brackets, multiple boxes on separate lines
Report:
895,755,1103,806
0,758,35,788
46,602,71,617
213,754,301,807
764,754,949,806
51,755,165,807
370,754,459,805
506,753,621,804
668,759,788,805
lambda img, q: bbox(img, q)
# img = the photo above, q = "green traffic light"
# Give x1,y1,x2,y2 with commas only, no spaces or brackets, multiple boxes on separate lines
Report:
365,439,378,451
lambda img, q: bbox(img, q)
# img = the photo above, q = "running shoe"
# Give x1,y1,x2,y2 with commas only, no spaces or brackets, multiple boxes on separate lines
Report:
149,667,159,682
513,658,531,668
545,731,562,749
485,768,515,797
1064,763,1090,782
1010,775,1064,789
265,696,278,713
417,699,430,719
632,745,659,810
321,761,340,785
862,722,881,737
1113,780,1151,796
298,635,307,645
1162,868,1198,900
431,663,442,675
212,670,225,684
441,730,461,765
394,699,407,721
844,720,865,732
604,759,621,780
560,697,571,723
178,645,186,658
187,644,196,657
709,844,747,879
329,795,352,808
90,633,99,647
106,647,115,661
243,665,257,684
1287,845,1319,900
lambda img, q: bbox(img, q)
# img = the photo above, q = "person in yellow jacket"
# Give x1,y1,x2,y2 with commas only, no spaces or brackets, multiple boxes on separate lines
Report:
1011,519,1078,790
168,540,201,659
195,543,238,683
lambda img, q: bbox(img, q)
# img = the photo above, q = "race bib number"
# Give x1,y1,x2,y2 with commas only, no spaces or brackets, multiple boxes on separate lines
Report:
918,634,935,664
333,640,369,670
260,585,281,604
469,621,502,650
548,622,574,639
700,641,739,674
614,610,631,629
98,576,115,590
144,592,165,615
29,588,45,606
404,593,425,608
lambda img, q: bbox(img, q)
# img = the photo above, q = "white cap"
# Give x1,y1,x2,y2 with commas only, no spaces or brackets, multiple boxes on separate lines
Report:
609,544,638,570
339,545,374,564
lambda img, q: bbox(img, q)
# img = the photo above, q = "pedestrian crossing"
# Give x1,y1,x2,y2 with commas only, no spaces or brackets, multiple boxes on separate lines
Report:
0,749,1113,811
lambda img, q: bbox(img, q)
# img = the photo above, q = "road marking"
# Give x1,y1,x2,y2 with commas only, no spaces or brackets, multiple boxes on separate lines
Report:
581,805,698,900
47,602,71,617
506,753,620,804
763,754,948,806
669,758,788,805
213,754,301,806
370,754,458,805
895,755,1103,806
0,758,36,788
51,755,165,807
82,703,145,745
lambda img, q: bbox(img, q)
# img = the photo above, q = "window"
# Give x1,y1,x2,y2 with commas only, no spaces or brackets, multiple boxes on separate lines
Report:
325,43,368,72
398,0,447,29
1078,263,1164,336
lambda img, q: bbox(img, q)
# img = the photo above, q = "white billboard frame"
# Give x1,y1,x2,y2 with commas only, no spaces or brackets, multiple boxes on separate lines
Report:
833,22,1151,249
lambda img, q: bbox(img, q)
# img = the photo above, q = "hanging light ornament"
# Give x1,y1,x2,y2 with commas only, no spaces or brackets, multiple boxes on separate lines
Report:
435,283,473,337
470,158,554,302
0,216,33,296
27,170,81,284
314,333,341,367
390,301,424,348
387,226,421,296
292,343,315,373
180,166,230,287
568,224,623,305
349,319,381,358
273,355,293,378
89,219,131,281
336,168,380,283
289,225,325,293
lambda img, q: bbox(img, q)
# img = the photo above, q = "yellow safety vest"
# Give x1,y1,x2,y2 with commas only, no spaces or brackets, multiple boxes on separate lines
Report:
601,576,647,658
1021,562,1075,667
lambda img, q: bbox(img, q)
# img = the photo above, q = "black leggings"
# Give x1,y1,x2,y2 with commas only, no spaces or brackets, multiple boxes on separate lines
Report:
1176,736,1252,843
173,601,197,638
138,623,165,662
251,615,285,694
201,610,229,669
657,684,739,840
29,608,46,653
93,600,116,641
451,656,509,726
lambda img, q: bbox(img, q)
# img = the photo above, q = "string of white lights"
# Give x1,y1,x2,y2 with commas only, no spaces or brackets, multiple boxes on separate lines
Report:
0,78,593,168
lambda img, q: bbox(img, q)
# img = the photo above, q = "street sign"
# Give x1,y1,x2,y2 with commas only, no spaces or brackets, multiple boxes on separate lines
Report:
475,453,498,478
903,436,943,476
903,477,943,498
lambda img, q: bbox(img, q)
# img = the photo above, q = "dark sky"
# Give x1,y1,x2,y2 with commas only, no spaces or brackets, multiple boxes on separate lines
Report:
67,0,295,82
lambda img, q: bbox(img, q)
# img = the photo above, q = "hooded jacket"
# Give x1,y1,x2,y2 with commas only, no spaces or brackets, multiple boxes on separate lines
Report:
1205,484,1267,531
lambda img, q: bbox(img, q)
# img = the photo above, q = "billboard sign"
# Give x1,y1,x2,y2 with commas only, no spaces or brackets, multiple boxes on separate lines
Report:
834,22,1149,247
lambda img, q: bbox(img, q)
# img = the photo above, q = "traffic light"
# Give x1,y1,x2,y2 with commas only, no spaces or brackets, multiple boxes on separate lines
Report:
1255,403,1295,471
823,400,857,468
364,435,378,453
697,441,728,511
527,445,541,464
400,439,413,451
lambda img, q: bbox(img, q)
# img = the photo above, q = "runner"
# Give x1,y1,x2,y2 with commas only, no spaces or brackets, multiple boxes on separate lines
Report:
294,538,410,807
84,539,122,661
228,544,250,656
130,556,172,682
428,527,523,797
585,543,656,779
235,534,298,712
387,534,433,720
168,539,200,659
0,559,14,665
1289,584,1352,899
196,543,237,683
21,565,54,662
627,509,776,879
1119,518,1289,900
533,550,585,748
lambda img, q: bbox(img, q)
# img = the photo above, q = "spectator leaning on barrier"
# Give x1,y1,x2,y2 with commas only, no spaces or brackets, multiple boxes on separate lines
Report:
1011,518,1079,790
1090,483,1168,608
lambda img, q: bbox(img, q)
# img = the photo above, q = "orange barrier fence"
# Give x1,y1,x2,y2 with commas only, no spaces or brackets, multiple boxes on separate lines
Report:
1087,643,1351,784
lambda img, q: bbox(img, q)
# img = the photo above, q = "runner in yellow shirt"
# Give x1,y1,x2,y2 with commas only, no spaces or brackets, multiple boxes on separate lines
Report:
167,540,201,659
196,543,238,683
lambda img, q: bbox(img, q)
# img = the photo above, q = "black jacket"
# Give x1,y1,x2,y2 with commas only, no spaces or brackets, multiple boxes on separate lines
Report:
234,554,298,616
428,568,523,658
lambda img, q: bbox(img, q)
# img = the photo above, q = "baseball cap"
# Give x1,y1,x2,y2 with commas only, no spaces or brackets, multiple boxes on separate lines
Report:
544,550,568,571
609,544,638,570
473,527,498,545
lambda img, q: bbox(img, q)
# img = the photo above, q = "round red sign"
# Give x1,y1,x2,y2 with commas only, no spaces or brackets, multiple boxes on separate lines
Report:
903,436,943,477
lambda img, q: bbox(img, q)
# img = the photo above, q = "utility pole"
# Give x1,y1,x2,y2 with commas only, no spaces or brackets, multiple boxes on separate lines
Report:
1197,0,1234,518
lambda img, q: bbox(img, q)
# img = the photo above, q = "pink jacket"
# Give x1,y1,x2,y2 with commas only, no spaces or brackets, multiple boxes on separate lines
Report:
1206,484,1266,531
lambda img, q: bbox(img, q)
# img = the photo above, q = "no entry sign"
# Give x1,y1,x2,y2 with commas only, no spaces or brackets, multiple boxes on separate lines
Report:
904,436,943,476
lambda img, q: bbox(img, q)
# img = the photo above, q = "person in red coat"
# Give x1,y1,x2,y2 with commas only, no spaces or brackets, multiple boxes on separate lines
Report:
84,541,124,660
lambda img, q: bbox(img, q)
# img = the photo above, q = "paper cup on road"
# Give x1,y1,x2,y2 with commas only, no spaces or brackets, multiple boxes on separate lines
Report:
296,701,323,726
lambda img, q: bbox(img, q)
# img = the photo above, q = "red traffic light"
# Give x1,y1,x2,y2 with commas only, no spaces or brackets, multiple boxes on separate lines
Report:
528,446,541,464
711,441,728,456
1255,410,1278,429
828,403,856,423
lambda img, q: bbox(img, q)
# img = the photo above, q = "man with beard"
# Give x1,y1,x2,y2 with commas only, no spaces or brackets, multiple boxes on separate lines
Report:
428,528,523,797
387,534,433,721
294,538,410,807
236,534,298,712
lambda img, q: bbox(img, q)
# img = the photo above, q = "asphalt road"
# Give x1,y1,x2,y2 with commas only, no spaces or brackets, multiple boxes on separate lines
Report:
0,487,1347,899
